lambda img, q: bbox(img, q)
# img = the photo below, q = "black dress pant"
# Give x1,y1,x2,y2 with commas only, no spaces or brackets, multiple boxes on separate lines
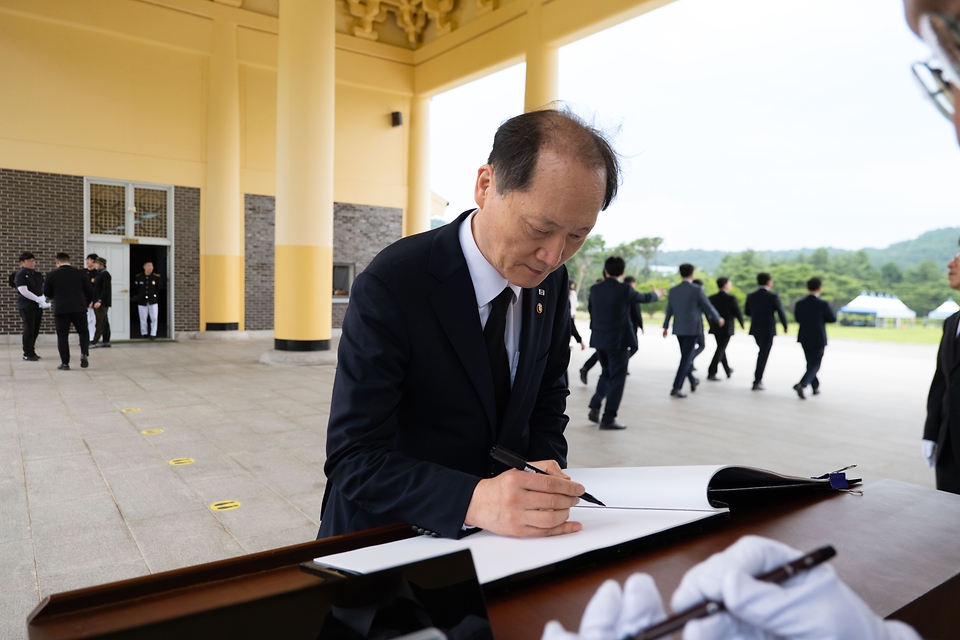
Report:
19,305,42,357
936,437,960,495
589,349,630,422
54,312,89,365
800,344,825,389
708,333,732,377
673,335,699,391
582,350,600,373
753,336,773,384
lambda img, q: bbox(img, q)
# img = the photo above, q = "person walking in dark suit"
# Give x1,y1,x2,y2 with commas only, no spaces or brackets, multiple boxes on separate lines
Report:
587,258,662,429
662,264,722,398
707,277,744,380
43,252,93,370
792,278,837,399
744,272,788,391
90,257,112,348
924,243,960,494
690,279,707,371
578,277,605,384
624,276,644,358
13,251,51,361
320,109,621,540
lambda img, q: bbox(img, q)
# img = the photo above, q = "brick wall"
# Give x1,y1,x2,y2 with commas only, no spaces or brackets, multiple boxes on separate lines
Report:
174,186,200,332
244,194,274,331
0,169,84,335
333,203,404,278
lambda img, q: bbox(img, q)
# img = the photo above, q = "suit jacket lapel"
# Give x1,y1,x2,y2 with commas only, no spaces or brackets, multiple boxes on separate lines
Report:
948,314,960,374
498,285,546,443
428,212,498,436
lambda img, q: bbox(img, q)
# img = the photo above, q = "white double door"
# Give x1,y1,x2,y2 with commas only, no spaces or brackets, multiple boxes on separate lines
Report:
86,242,130,341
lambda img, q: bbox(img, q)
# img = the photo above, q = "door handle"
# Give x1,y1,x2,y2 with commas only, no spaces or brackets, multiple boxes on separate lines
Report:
121,289,129,293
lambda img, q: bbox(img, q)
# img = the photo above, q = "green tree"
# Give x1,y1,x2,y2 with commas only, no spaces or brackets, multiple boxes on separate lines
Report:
635,237,664,281
567,235,606,299
881,262,904,287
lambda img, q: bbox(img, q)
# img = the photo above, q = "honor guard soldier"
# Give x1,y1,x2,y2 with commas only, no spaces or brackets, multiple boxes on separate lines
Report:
133,261,163,339
13,251,50,361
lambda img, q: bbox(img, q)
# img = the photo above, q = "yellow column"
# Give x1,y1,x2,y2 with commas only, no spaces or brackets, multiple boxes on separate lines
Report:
404,95,431,237
524,0,559,113
201,19,242,331
273,0,334,351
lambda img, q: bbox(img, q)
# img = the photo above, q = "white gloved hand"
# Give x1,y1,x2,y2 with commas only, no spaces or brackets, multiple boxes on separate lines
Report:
921,439,937,468
542,574,667,640
38,299,51,309
671,536,922,640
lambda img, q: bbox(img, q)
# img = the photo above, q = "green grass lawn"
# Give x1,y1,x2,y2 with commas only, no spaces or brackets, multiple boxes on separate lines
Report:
575,312,946,345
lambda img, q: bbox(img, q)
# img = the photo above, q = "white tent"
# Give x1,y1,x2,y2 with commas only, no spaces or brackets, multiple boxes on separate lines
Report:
928,297,960,320
839,292,916,327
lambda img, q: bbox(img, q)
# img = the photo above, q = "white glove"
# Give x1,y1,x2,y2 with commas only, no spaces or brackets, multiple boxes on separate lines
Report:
542,574,667,640
921,439,937,468
671,536,922,640
38,299,51,309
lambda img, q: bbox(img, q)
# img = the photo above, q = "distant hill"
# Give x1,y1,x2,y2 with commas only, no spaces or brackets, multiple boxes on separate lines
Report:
655,227,960,273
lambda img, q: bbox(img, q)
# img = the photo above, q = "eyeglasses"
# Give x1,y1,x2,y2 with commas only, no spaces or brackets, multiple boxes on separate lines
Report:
912,13,960,121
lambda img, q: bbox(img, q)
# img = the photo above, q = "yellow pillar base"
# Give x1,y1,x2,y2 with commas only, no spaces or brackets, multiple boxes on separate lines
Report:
274,245,332,349
200,254,242,330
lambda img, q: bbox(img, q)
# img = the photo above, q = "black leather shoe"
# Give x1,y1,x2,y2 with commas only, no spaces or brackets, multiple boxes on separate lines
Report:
579,368,588,385
81,355,89,369
706,375,720,381
670,389,686,398
793,383,805,399
752,382,765,391
149,335,156,341
23,354,40,362
691,366,697,372
812,388,820,395
57,363,70,370
102,342,111,348
599,420,627,430
726,369,734,378
690,377,700,392
588,408,600,423
89,343,102,349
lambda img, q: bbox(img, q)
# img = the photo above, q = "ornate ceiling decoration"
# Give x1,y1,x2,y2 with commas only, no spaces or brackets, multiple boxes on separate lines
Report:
341,0,459,47
475,0,500,16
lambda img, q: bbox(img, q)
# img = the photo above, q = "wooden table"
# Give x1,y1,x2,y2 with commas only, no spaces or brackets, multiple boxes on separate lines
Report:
26,480,960,639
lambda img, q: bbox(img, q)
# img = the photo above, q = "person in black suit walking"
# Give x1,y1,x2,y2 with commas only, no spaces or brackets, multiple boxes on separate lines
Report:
320,109,622,540
43,252,93,370
90,256,112,348
707,277,744,380
924,243,960,494
587,258,662,429
662,265,722,398
792,278,837,399
744,272,788,391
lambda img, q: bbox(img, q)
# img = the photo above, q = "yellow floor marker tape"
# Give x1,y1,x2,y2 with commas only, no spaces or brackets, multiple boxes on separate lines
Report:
168,458,194,466
210,500,241,511
141,429,164,435
121,408,140,413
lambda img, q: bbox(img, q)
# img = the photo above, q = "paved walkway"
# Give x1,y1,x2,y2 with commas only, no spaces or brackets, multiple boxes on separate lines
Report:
0,331,939,638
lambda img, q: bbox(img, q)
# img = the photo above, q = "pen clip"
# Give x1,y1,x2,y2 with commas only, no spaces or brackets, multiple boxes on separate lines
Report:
812,464,857,480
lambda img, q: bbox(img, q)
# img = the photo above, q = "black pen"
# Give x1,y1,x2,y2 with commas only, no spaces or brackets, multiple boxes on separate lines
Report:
489,446,606,507
629,545,837,640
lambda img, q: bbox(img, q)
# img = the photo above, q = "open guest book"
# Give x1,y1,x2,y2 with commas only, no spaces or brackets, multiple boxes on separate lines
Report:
314,465,859,589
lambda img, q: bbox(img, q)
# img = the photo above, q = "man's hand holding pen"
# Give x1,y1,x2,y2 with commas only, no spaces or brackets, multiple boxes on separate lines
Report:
464,459,584,537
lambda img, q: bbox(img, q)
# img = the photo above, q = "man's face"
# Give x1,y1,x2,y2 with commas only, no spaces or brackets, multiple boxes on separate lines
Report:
723,282,732,292
86,258,95,269
21,258,35,270
948,251,960,289
472,151,604,289
144,262,154,275
626,281,636,289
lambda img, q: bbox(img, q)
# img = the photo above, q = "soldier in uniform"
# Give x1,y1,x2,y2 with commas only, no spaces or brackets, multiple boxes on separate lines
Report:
13,251,50,361
132,261,163,339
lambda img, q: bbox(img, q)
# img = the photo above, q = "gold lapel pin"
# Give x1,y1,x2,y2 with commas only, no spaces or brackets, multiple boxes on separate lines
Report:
536,303,543,314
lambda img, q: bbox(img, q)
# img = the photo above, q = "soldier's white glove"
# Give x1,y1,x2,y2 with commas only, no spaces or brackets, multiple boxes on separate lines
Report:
921,439,937,468
38,299,51,309
671,536,922,640
542,574,666,640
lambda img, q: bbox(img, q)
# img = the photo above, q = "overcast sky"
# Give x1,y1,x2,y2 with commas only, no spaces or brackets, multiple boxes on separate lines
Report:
429,0,960,253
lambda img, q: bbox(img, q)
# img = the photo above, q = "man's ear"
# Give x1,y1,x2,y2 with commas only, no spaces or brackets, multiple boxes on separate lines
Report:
474,164,494,209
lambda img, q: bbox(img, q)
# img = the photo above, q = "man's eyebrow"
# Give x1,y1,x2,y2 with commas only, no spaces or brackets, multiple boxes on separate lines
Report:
528,215,592,233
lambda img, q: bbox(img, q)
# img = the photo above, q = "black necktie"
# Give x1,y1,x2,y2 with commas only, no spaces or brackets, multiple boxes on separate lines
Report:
484,287,513,425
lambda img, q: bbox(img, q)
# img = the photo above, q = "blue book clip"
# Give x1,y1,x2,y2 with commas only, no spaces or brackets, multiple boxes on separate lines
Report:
828,472,849,490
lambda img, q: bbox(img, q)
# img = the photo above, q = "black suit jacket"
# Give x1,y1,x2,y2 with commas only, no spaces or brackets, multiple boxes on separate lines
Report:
93,270,112,307
708,291,744,336
588,278,658,352
319,211,571,540
745,288,788,339
925,313,960,465
794,295,836,348
44,265,93,315
630,300,643,334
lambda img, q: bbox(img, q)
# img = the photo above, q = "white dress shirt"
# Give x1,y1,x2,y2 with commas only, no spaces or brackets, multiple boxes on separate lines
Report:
459,210,522,385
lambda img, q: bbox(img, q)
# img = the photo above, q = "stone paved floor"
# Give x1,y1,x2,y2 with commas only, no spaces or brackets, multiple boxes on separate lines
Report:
0,331,939,638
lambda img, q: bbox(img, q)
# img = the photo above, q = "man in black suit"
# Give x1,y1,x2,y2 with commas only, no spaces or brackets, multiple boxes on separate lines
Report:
662,264,722,398
924,243,960,494
43,252,93,370
792,277,837,399
90,256,112,348
320,109,621,540
707,277,744,380
587,258,662,429
744,272,788,391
